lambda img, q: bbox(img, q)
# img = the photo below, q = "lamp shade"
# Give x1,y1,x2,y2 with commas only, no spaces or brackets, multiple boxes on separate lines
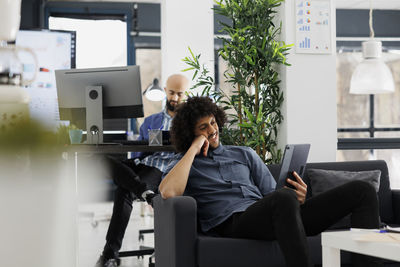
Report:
350,58,395,94
143,78,165,101
350,40,395,94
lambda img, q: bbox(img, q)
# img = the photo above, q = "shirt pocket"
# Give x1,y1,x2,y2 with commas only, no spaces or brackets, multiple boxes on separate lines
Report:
220,161,250,185
240,185,262,199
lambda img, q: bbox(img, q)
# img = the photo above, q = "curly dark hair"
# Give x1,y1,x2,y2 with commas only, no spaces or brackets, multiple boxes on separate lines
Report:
171,96,227,153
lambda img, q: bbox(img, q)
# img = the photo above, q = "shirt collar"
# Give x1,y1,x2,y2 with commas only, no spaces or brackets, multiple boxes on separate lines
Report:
208,143,225,156
162,108,172,119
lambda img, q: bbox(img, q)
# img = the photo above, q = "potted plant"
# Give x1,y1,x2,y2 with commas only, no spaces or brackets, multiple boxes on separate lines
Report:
183,0,291,164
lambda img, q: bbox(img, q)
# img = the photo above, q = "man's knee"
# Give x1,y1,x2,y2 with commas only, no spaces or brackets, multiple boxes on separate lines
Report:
342,180,378,212
348,180,377,196
354,180,378,202
115,186,135,203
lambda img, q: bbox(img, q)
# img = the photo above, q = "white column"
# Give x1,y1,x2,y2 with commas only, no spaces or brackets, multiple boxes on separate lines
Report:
278,0,337,162
161,0,214,88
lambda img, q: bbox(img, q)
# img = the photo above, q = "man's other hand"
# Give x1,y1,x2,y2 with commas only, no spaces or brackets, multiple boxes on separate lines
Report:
285,171,307,204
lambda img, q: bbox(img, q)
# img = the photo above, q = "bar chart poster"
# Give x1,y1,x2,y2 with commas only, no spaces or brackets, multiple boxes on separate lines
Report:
295,0,332,54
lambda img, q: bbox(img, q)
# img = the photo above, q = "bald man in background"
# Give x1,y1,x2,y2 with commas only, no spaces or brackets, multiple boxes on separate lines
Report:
96,74,189,267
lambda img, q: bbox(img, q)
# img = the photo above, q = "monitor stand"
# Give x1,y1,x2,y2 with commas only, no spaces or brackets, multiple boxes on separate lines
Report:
85,86,103,144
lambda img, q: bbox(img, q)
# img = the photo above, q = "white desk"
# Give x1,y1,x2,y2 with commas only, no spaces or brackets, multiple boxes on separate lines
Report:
67,143,175,200
68,143,175,154
321,230,400,267
66,144,175,266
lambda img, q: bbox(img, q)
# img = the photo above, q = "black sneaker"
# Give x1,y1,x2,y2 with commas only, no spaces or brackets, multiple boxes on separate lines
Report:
142,190,156,205
145,192,156,205
95,255,120,267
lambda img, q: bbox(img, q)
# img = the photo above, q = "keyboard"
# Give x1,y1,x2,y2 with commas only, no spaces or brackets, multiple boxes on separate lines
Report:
116,140,172,145
114,140,149,145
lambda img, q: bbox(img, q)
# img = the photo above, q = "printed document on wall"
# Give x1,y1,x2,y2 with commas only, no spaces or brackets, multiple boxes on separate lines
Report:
295,0,332,54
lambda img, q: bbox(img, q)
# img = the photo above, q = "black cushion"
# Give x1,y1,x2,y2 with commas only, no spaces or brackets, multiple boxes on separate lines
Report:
303,161,393,224
307,169,381,196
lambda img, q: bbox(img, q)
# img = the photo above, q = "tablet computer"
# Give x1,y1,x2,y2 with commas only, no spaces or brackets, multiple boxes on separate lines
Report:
275,144,311,189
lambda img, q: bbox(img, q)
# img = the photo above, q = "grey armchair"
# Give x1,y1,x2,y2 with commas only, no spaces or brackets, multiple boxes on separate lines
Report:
153,160,400,267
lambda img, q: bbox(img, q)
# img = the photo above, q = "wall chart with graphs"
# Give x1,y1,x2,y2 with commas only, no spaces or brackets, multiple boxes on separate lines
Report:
295,0,332,54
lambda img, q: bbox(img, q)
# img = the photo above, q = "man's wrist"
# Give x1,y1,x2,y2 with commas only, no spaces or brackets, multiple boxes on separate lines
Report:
188,145,200,156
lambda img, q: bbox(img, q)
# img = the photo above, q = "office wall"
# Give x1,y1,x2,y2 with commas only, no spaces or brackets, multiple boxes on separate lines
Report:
278,0,337,162
161,0,214,88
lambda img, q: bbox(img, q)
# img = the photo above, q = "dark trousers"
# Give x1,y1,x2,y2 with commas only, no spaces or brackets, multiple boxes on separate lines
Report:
213,180,381,267
102,156,162,259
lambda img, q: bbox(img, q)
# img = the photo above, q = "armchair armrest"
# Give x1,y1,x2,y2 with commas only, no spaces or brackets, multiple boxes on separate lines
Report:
392,189,400,224
153,195,197,267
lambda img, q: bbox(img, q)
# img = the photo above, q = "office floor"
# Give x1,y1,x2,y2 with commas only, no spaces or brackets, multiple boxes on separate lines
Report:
78,201,154,267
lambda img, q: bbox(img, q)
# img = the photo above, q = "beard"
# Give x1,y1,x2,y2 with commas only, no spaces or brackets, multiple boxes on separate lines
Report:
166,100,177,112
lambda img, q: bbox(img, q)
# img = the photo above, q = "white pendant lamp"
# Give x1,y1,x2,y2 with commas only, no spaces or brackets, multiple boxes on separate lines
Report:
349,0,395,95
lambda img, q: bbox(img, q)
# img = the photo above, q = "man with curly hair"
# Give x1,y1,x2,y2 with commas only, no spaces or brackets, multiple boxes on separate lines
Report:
96,74,189,267
159,96,381,267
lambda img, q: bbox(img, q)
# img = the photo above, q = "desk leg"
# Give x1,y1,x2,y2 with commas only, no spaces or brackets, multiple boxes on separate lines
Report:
67,151,79,267
323,246,340,267
74,151,79,196
74,151,79,267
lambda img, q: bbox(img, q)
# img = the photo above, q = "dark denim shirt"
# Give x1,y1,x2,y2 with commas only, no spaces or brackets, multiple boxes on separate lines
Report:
162,144,276,232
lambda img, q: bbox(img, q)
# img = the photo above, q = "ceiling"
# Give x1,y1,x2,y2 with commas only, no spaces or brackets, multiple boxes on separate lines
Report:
49,0,400,10
336,0,400,10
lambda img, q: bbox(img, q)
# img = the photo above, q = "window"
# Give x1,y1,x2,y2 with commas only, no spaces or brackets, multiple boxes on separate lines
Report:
49,17,127,68
337,52,369,130
336,47,400,188
135,48,162,125
336,8,400,188
45,2,136,136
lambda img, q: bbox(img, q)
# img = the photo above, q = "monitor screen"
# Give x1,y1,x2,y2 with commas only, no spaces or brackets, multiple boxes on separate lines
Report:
55,65,144,143
15,29,76,129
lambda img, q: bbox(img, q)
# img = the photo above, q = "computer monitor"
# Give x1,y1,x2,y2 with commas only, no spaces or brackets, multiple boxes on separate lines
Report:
55,66,144,144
